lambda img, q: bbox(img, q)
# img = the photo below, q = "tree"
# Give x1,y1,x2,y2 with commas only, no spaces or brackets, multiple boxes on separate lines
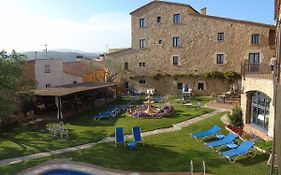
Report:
0,50,35,118
223,71,241,91
104,58,124,82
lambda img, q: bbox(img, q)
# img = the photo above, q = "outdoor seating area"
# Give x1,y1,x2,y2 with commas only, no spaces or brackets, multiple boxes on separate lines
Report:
92,104,129,120
192,125,257,163
115,126,144,149
0,96,271,175
47,121,69,139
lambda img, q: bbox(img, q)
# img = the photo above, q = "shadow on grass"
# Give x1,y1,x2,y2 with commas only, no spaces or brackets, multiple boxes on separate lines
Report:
0,129,107,161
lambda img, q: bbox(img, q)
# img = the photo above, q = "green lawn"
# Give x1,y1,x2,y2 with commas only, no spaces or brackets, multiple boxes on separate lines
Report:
0,113,269,175
0,96,212,160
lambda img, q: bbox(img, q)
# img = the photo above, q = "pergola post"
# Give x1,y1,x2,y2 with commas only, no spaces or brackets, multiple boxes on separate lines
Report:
55,96,63,121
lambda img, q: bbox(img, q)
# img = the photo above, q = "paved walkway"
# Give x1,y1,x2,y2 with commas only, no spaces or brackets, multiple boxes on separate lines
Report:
0,108,225,167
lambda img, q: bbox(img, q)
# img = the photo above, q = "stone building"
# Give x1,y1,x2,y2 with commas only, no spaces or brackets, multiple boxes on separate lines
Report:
107,1,275,96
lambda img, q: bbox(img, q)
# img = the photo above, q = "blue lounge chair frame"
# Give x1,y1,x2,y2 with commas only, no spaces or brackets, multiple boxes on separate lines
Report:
191,125,221,139
115,127,126,147
132,126,144,146
205,133,238,151
219,140,256,163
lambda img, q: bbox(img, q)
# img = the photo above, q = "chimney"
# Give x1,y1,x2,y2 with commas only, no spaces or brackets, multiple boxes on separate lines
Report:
201,7,207,15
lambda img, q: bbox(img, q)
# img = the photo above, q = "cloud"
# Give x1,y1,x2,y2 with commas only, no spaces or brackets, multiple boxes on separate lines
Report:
0,8,131,52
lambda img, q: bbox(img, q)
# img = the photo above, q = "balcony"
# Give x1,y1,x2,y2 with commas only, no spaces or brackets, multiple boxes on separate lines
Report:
241,64,272,79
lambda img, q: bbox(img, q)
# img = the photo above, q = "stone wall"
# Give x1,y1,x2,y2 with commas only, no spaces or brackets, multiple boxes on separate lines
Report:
123,76,230,96
107,1,275,95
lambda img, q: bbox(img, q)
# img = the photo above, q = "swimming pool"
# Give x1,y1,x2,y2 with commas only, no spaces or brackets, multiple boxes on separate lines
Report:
41,169,92,175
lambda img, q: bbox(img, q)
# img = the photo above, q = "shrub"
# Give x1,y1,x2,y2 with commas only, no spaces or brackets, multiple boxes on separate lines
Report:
255,140,272,152
228,107,243,128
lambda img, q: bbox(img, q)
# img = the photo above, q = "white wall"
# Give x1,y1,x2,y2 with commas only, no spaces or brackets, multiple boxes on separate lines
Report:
34,59,82,88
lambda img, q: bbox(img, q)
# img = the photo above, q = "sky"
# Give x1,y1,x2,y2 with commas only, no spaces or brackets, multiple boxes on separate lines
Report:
0,0,275,53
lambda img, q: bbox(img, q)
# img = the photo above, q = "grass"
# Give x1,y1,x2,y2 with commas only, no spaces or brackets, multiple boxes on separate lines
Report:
0,96,212,160
0,112,269,175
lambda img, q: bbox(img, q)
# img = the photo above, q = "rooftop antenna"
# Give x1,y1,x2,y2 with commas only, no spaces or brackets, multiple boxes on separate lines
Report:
40,43,48,58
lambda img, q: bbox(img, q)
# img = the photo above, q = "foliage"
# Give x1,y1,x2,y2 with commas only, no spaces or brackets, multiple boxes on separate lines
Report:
104,58,124,82
203,71,225,79
0,50,35,118
255,140,272,152
223,71,241,85
228,107,243,127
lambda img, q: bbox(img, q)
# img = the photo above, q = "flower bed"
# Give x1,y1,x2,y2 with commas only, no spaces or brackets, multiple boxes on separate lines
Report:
226,125,246,137
128,103,174,118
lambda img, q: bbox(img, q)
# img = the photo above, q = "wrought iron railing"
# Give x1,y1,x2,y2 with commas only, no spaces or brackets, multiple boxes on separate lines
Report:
242,64,272,78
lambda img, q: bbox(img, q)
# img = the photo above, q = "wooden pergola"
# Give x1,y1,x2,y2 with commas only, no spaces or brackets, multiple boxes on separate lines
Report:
33,82,117,120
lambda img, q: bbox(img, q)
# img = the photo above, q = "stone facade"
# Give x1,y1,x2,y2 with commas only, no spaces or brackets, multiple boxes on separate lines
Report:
107,1,275,95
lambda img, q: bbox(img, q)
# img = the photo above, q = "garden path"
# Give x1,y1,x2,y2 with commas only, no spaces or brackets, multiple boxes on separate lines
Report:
0,108,226,167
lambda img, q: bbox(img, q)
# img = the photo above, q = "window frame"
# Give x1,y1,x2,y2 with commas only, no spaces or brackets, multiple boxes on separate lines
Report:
157,16,161,23
139,79,146,85
251,34,260,44
139,18,145,28
124,62,129,70
217,32,224,41
216,54,224,65
44,64,50,73
173,14,181,24
172,55,180,65
139,39,146,49
177,82,183,90
173,36,180,47
198,82,204,91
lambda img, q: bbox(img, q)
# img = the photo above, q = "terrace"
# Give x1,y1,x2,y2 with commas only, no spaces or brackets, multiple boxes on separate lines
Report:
241,64,273,79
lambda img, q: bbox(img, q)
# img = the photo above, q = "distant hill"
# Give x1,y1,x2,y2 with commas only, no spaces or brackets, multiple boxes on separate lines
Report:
22,50,101,62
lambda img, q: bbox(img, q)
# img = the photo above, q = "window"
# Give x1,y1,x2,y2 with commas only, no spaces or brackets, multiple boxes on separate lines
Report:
139,79,146,85
45,83,51,88
158,40,163,45
248,53,260,72
125,82,129,89
216,54,224,64
44,64,50,73
251,34,260,44
124,62,128,70
173,14,181,24
173,56,180,65
177,82,183,90
173,36,180,47
198,83,204,91
250,91,270,131
139,18,145,28
157,16,161,23
139,39,146,48
139,62,145,67
217,32,224,41
73,81,77,84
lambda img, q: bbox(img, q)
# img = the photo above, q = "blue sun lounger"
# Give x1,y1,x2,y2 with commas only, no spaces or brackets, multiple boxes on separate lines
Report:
115,127,126,147
191,125,220,139
219,140,256,163
132,126,144,146
205,133,237,150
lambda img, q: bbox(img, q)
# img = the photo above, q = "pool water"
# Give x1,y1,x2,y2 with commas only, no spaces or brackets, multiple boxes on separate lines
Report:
41,169,92,175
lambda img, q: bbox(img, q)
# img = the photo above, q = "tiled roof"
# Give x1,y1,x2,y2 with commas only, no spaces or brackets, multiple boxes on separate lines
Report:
190,14,275,28
63,62,86,77
130,1,199,15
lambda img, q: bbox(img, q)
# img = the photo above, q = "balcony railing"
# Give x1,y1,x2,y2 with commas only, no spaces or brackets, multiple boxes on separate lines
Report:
241,64,272,78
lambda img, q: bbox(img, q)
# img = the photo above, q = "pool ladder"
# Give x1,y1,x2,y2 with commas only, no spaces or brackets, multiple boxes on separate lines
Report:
189,160,206,175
